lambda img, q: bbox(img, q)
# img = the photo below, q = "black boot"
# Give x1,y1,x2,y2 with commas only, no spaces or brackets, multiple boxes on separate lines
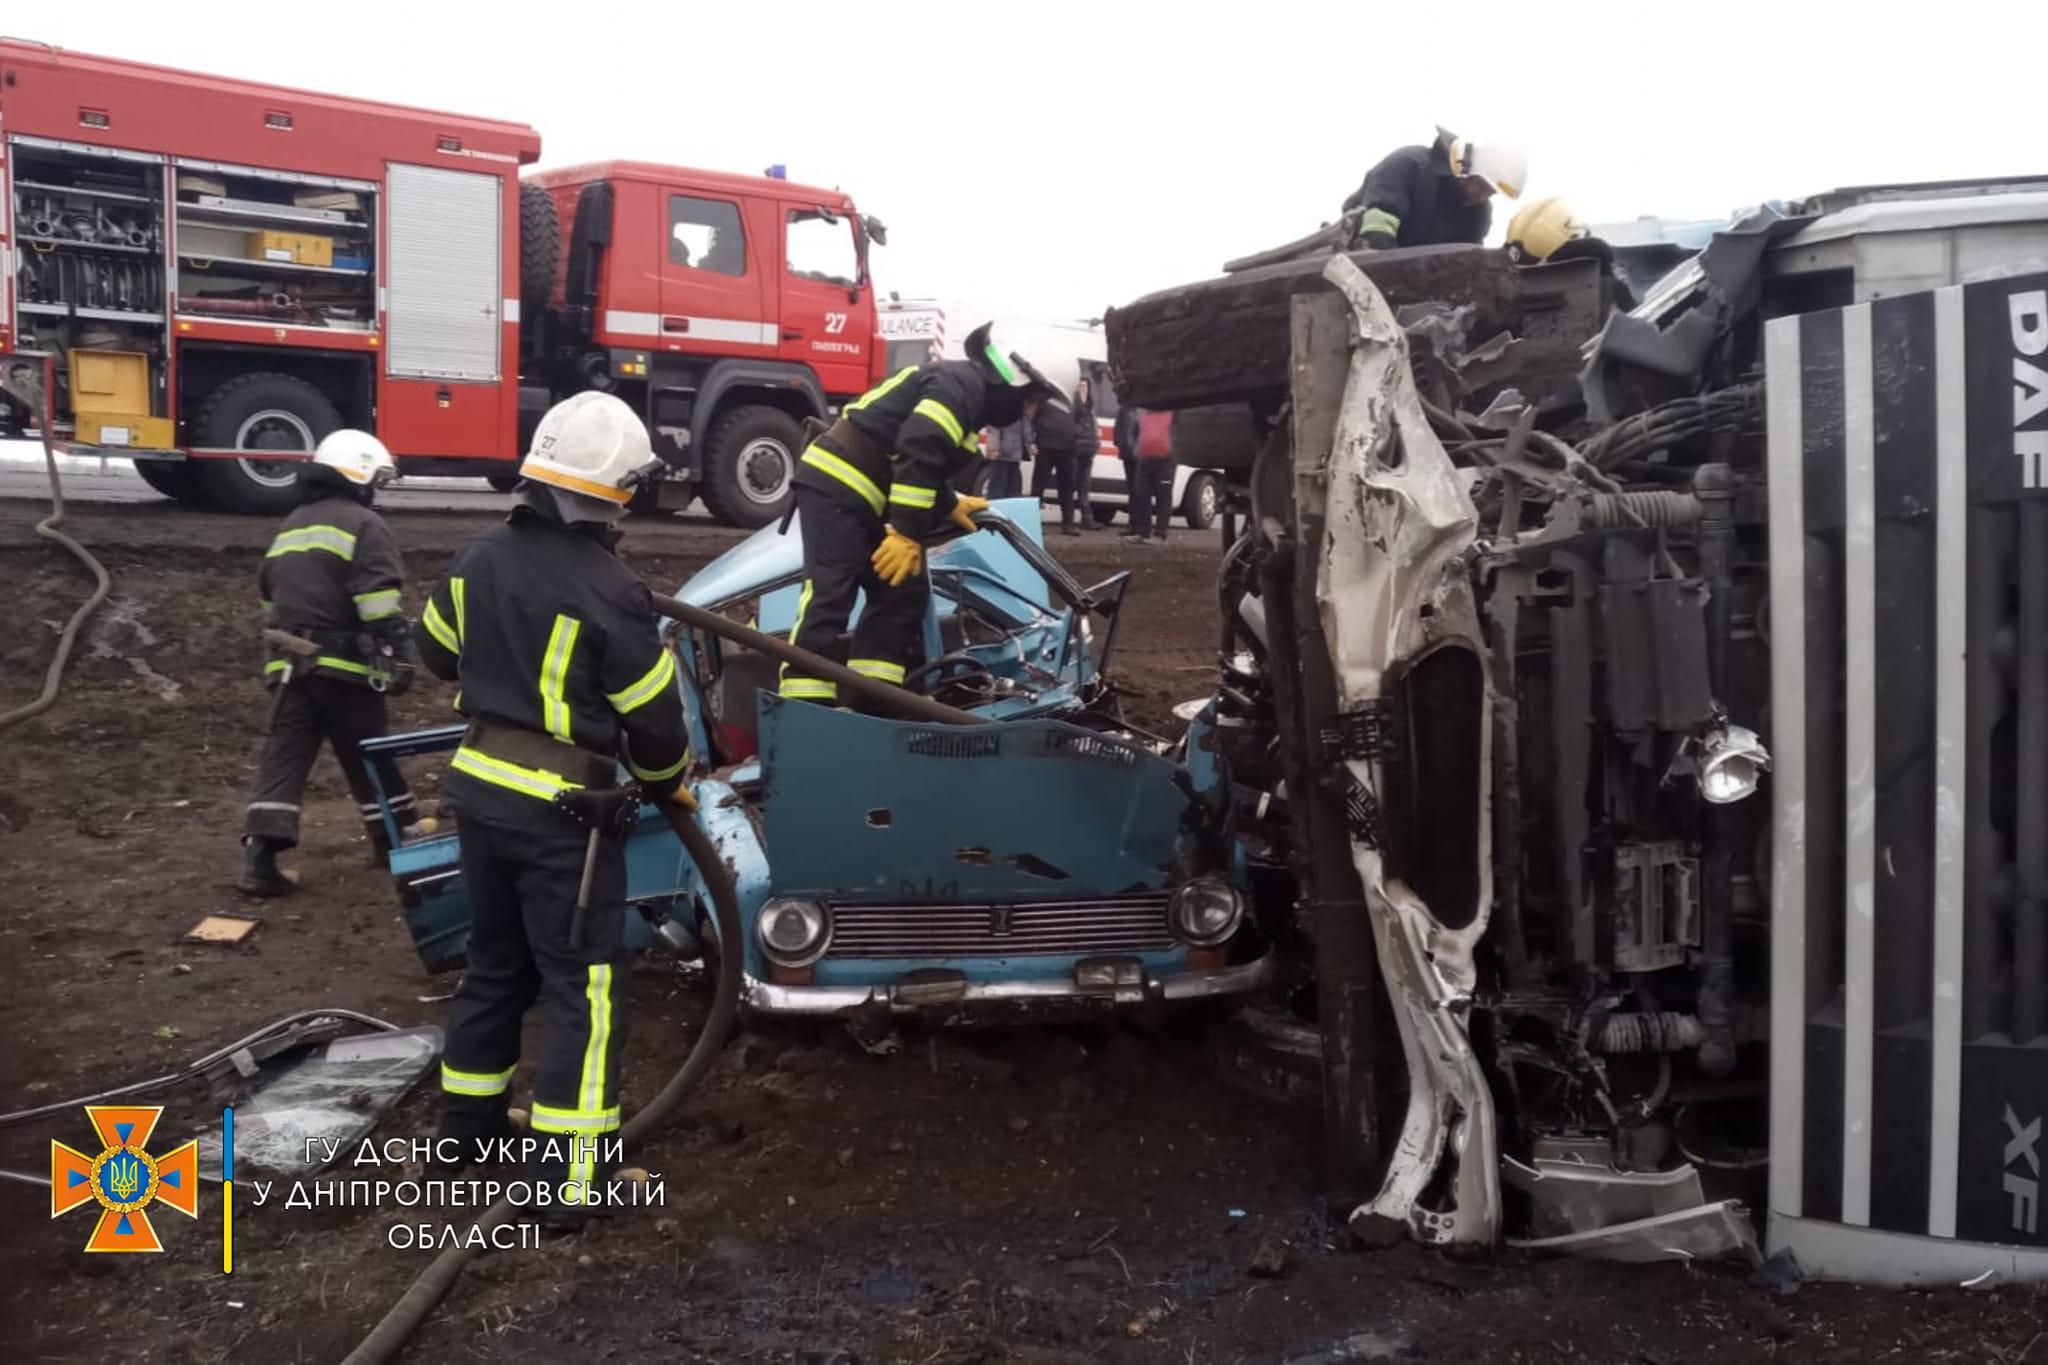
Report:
235,837,295,897
530,1139,633,1232
425,1099,527,1176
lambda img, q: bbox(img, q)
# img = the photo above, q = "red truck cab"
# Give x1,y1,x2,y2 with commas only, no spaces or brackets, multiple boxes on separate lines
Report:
523,162,887,525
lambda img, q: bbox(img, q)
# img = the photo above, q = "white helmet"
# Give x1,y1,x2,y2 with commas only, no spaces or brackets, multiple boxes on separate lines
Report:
312,429,396,487
1439,128,1529,199
520,391,656,506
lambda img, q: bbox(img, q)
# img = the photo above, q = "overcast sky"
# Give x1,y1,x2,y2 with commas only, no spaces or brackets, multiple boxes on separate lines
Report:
19,1,2047,324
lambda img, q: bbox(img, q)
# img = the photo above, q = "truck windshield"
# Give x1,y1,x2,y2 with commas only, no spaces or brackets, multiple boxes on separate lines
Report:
788,208,858,289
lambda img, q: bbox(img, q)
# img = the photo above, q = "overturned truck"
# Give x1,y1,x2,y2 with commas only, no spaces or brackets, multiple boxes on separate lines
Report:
1109,179,2048,1281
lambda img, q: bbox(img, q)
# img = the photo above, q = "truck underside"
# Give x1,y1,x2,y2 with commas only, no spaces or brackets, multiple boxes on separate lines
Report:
1115,181,2048,1273
1185,252,1770,1255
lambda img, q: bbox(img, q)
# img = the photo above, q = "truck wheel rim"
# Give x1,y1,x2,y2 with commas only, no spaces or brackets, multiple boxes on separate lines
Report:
1199,479,1218,521
738,437,792,505
234,409,314,489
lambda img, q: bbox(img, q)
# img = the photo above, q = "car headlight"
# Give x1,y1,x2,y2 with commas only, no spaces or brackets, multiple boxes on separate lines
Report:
1169,877,1243,947
757,897,831,967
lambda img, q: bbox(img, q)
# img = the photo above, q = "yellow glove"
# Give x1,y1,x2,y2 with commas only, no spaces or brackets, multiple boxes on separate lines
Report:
871,527,924,587
948,493,991,534
667,783,699,814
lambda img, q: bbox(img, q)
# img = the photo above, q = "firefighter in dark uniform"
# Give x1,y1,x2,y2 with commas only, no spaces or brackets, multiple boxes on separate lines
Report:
238,429,425,896
415,391,690,1224
779,322,1055,701
1341,127,1529,250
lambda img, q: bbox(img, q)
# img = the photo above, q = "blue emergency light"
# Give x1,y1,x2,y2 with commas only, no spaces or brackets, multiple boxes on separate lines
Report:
765,164,787,180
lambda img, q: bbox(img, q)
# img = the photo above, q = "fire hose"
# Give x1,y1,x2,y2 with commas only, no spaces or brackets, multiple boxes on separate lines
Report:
0,354,112,732
344,622,980,1364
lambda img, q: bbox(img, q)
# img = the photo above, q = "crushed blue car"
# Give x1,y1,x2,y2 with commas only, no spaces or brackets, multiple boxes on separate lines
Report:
365,498,1276,1017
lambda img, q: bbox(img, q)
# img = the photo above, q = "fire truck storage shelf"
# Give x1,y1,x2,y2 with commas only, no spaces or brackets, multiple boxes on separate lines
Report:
18,303,166,324
176,252,367,277
12,179,157,205
171,163,375,329
20,235,156,255
10,139,170,433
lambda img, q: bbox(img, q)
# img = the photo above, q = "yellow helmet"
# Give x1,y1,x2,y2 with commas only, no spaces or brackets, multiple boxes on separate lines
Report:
1506,196,1585,262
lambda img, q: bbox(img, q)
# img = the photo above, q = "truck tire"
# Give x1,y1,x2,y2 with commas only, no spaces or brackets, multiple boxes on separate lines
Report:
519,183,560,320
485,473,522,494
1169,403,1261,475
133,459,205,505
192,372,342,516
1180,471,1221,530
699,404,802,529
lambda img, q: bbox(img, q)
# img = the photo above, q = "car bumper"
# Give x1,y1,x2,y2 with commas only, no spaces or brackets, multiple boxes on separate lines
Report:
742,949,1279,1015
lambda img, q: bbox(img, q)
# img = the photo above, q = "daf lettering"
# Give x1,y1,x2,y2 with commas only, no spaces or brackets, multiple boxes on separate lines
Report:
2010,289,2048,489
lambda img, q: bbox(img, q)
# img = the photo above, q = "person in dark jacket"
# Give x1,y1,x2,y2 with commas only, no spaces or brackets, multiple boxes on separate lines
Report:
988,417,1028,501
1029,391,1081,537
780,322,1054,703
1065,378,1099,533
416,391,691,1227
238,429,423,896
1113,400,1142,525
1342,127,1528,250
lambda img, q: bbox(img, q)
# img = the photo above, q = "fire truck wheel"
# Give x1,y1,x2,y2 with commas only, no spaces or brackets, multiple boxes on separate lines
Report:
485,474,522,494
133,459,205,505
194,372,343,516
699,404,802,529
519,184,560,320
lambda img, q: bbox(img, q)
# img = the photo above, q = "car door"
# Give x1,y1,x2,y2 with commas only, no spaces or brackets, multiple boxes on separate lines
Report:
657,189,773,358
778,205,870,395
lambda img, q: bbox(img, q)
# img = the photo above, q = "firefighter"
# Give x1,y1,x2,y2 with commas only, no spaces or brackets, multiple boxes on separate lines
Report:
1341,127,1528,250
1505,196,1639,312
414,391,690,1226
238,430,424,896
779,322,1055,702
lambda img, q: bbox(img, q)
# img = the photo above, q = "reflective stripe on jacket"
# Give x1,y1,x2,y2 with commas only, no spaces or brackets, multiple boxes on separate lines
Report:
413,505,689,799
792,360,992,538
259,489,406,683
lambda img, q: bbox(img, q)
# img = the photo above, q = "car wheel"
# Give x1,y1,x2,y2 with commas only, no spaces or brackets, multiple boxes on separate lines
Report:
1181,472,1220,530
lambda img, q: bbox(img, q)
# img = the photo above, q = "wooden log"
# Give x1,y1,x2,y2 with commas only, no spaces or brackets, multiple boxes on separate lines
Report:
1106,244,1519,412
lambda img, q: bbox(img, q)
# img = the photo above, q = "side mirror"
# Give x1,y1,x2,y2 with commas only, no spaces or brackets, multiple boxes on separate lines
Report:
862,214,888,247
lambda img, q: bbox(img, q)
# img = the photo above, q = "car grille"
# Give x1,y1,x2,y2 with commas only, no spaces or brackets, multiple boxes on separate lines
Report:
824,895,1174,959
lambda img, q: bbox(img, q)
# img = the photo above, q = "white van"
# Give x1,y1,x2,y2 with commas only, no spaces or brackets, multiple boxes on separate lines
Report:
875,297,1223,530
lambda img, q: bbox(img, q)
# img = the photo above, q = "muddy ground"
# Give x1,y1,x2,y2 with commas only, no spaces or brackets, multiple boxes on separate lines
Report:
2,491,2043,1364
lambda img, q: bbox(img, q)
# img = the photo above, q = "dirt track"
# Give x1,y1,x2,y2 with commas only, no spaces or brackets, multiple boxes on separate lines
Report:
3,490,2043,1364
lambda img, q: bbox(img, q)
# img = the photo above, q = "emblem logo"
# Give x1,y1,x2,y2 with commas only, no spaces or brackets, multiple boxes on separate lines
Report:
51,1105,199,1252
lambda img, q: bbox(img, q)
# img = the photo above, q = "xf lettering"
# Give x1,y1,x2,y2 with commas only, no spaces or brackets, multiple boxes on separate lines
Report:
2004,1104,2041,1237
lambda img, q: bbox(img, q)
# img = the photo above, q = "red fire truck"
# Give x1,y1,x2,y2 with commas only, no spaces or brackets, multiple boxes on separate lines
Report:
0,39,887,526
